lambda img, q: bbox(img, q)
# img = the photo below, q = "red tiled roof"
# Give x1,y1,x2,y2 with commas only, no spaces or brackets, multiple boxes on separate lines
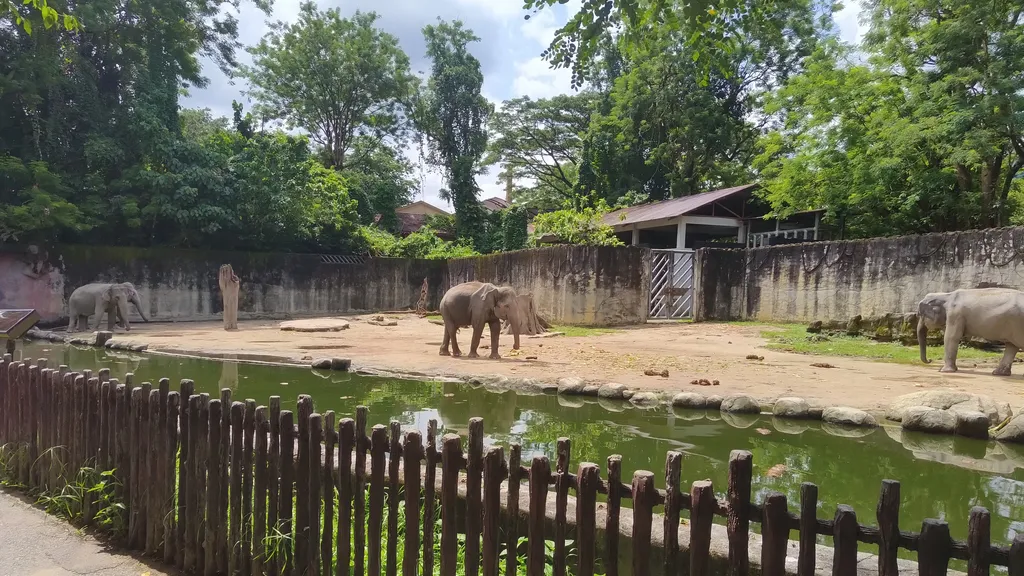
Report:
481,197,510,212
601,184,759,227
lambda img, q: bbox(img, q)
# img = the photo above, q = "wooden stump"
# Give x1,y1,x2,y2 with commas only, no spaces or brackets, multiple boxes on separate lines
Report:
219,264,240,331
503,293,549,336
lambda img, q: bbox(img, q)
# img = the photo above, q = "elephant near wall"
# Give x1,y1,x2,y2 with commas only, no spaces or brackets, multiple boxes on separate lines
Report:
438,281,521,359
917,288,1024,375
67,282,149,333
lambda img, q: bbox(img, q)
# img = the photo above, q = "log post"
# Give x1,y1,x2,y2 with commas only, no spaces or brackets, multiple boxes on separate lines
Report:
219,264,240,331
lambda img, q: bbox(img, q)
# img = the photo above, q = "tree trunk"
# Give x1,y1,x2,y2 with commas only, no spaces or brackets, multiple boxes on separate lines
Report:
503,293,550,336
219,264,240,331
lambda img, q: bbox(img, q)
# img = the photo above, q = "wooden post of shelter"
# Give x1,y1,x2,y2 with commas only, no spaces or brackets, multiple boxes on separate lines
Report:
219,264,240,331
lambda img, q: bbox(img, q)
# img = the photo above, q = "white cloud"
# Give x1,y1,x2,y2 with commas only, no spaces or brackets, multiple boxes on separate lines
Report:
511,56,574,99
835,0,867,45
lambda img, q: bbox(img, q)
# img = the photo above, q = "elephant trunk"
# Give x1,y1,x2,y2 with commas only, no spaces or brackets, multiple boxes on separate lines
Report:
118,297,132,331
132,296,150,322
918,317,931,363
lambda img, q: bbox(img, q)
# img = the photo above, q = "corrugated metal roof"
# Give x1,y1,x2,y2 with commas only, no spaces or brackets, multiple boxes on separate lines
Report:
601,184,759,227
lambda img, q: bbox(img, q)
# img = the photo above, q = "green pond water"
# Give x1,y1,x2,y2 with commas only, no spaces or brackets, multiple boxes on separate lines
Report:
16,342,1024,552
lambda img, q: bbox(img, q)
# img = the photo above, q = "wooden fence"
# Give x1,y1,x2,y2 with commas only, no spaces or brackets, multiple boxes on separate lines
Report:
1,354,1023,576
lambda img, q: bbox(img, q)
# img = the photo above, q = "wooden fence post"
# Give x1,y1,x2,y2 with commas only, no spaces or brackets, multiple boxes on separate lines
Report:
528,456,551,576
147,388,162,555
919,519,951,576
279,409,295,576
309,412,323,576
230,401,245,576
338,418,355,576
387,421,402,576
968,507,991,576
128,387,143,547
727,450,753,576
355,406,368,576
606,455,622,576
466,418,485,576
268,396,282,576
424,420,438,576
1009,534,1024,576
690,480,715,576
799,483,819,576
631,471,656,576
253,406,269,576
368,424,386,576
553,438,571,576
296,395,313,575
441,433,464,576
322,411,336,576
176,380,194,569
575,463,599,576
403,431,423,576
243,399,257,576
504,443,522,576
833,505,858,576
206,399,224,576
761,493,789,576
164,391,180,565
196,393,210,576
663,452,682,576
482,445,504,576
184,394,200,571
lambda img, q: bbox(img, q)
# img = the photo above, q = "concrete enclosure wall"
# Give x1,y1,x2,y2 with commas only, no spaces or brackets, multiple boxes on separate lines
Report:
0,244,651,327
694,227,1024,323
446,245,651,326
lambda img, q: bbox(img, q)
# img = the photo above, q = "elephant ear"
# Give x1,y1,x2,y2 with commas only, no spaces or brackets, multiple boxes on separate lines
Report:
472,283,498,311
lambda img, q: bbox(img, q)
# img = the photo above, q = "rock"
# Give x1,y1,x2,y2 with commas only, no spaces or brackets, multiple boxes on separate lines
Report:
367,319,398,327
886,391,1012,426
672,392,706,409
95,331,114,346
821,422,877,438
846,315,862,336
821,406,877,427
995,413,1024,443
581,385,601,397
131,344,148,352
331,357,352,372
311,358,332,370
629,392,660,407
557,395,585,409
955,411,990,439
705,395,724,410
806,321,823,334
745,354,764,361
773,397,811,419
597,383,627,399
643,369,669,377
557,377,587,395
901,406,956,434
621,389,636,400
280,318,350,332
720,395,760,414
806,400,826,419
806,334,830,343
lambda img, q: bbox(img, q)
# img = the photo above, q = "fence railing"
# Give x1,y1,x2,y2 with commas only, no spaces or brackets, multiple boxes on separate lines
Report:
1,354,1023,576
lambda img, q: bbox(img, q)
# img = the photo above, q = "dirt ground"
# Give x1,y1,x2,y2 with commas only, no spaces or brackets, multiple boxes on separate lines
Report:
111,315,1024,413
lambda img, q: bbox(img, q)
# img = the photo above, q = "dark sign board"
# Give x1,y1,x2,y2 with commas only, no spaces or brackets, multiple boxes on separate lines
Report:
0,309,40,340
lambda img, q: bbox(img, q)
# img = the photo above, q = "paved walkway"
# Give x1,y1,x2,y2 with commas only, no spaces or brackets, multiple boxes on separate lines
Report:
0,488,175,576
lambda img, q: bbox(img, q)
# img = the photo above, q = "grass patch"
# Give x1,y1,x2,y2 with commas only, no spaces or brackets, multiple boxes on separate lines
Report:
426,314,442,321
759,324,1002,364
549,325,618,337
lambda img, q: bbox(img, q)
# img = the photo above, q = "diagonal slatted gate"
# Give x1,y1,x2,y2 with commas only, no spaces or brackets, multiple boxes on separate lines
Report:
649,249,695,319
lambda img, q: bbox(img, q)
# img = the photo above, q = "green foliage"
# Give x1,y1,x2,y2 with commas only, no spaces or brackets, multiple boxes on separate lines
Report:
243,2,417,170
757,0,1024,237
0,156,89,243
3,0,79,35
416,20,492,246
530,200,623,246
361,226,479,260
341,138,417,232
501,206,529,251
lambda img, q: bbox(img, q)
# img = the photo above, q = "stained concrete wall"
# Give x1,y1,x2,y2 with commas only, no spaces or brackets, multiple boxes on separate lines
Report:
0,245,446,325
694,227,1024,323
445,245,651,326
0,244,651,327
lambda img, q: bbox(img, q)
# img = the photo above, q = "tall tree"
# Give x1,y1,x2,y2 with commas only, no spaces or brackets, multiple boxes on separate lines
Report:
417,19,491,244
484,94,595,209
243,2,417,170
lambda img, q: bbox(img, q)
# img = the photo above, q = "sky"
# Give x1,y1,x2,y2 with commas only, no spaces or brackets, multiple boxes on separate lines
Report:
183,0,868,212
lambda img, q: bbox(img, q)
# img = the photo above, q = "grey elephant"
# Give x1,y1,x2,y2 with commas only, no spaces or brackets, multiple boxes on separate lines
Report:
67,282,149,333
438,281,521,359
917,288,1024,375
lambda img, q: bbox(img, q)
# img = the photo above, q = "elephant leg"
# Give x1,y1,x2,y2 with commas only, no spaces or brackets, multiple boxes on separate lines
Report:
994,344,1018,376
439,326,451,356
93,301,107,331
488,319,501,360
940,319,963,373
468,323,483,358
68,314,76,333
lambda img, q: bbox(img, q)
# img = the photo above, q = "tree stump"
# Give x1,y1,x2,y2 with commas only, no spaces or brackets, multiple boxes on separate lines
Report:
416,277,429,317
219,264,240,331
504,293,549,336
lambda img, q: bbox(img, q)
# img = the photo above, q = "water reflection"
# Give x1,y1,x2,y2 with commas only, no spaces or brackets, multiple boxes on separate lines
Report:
17,342,1024,547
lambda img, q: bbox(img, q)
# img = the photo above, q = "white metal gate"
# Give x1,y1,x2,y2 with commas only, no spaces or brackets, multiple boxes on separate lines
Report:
649,249,695,319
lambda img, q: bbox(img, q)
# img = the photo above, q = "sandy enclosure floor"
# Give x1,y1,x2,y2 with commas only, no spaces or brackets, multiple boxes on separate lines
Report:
112,316,1024,413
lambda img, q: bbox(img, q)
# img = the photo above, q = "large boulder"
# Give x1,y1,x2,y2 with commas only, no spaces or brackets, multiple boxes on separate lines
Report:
955,411,991,439
557,377,587,395
822,407,877,427
720,395,761,414
886,391,1011,426
705,395,724,410
672,392,706,410
597,383,628,399
901,406,956,435
773,397,811,419
996,413,1024,443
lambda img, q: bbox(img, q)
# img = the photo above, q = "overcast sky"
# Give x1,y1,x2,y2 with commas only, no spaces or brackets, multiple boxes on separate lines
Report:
183,0,867,211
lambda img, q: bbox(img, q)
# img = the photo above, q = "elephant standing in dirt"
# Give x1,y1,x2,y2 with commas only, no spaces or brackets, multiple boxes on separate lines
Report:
439,281,521,359
918,288,1024,375
67,282,149,332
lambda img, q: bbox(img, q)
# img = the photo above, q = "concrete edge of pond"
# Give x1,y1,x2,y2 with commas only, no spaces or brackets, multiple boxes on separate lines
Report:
23,328,1022,447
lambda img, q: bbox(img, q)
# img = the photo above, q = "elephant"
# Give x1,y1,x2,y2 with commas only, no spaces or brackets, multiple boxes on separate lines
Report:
438,281,522,359
917,288,1024,375
67,282,149,333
